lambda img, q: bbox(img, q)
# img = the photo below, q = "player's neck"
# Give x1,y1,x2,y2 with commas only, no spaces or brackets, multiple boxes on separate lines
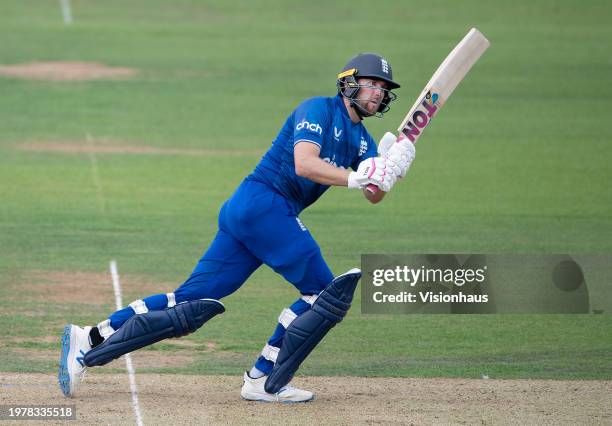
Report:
342,97,362,124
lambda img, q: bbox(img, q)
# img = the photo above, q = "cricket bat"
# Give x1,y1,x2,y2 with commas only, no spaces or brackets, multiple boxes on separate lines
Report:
367,27,490,194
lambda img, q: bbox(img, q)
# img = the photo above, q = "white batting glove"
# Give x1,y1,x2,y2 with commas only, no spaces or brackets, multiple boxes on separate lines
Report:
384,156,402,178
388,141,415,178
348,157,398,192
377,131,397,156
378,132,416,178
348,157,385,189
380,165,398,192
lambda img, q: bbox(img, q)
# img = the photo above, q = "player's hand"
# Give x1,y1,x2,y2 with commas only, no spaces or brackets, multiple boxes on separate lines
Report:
348,157,397,192
377,132,397,156
387,138,415,178
378,132,416,178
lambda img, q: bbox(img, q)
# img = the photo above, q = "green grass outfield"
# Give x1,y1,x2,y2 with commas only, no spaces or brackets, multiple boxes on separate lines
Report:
1,0,611,379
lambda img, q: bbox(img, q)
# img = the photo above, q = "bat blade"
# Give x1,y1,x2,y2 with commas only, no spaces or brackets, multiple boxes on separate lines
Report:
367,28,490,194
397,27,490,143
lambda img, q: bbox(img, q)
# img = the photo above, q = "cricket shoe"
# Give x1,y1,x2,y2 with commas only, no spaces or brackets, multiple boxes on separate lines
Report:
240,371,314,403
58,324,92,397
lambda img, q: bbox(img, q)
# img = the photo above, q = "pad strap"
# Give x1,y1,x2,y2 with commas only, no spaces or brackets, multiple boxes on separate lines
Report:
278,308,298,328
261,344,280,362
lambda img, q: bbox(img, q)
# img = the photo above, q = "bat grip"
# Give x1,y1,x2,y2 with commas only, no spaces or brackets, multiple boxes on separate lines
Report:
366,183,380,194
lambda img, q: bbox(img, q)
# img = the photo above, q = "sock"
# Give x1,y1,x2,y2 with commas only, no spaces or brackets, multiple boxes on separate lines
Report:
248,366,266,379
89,326,104,348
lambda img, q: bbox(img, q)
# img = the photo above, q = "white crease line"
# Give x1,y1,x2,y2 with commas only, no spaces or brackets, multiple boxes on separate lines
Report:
110,260,144,426
59,0,73,25
86,133,107,215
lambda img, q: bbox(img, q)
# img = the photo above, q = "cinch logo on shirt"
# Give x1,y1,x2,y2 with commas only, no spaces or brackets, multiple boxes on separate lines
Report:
296,119,323,135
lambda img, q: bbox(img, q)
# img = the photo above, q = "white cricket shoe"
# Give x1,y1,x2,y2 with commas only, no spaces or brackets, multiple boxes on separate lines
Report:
58,324,92,397
240,371,314,403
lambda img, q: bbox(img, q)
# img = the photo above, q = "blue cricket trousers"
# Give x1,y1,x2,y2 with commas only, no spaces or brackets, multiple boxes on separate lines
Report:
101,179,334,374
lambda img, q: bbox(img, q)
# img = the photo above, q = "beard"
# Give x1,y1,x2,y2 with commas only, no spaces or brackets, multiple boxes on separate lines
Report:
355,98,382,116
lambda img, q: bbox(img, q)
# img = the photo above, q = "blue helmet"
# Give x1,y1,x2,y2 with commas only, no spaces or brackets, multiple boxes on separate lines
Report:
337,53,400,117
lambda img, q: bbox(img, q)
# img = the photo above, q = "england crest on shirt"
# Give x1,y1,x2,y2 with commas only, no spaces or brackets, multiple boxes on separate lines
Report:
358,137,368,157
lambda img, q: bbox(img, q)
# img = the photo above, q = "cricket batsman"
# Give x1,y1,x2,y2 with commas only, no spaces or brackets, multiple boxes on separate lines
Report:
59,53,416,402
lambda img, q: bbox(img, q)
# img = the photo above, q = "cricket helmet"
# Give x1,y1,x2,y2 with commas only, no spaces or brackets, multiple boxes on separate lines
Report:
337,52,400,117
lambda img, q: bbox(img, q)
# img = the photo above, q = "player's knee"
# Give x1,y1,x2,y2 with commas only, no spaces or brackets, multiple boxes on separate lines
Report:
279,250,333,294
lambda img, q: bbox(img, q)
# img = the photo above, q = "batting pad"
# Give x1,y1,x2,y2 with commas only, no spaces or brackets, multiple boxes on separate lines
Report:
264,269,361,394
84,298,225,367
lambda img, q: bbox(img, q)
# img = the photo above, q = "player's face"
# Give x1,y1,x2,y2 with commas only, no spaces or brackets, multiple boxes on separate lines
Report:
356,78,387,114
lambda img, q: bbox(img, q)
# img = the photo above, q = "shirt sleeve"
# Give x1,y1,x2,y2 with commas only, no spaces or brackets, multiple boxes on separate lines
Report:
350,131,378,171
292,97,331,149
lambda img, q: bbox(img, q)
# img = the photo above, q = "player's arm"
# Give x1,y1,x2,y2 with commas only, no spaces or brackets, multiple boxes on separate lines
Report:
294,141,351,186
294,141,395,204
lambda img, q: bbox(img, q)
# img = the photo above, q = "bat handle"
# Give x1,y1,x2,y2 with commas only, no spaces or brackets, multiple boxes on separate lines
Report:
366,183,380,194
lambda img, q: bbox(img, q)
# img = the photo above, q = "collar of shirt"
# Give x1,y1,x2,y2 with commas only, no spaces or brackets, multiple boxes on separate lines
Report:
334,94,362,127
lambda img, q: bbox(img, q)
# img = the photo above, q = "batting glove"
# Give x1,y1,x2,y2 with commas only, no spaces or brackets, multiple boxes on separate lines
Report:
378,132,416,178
348,157,398,192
